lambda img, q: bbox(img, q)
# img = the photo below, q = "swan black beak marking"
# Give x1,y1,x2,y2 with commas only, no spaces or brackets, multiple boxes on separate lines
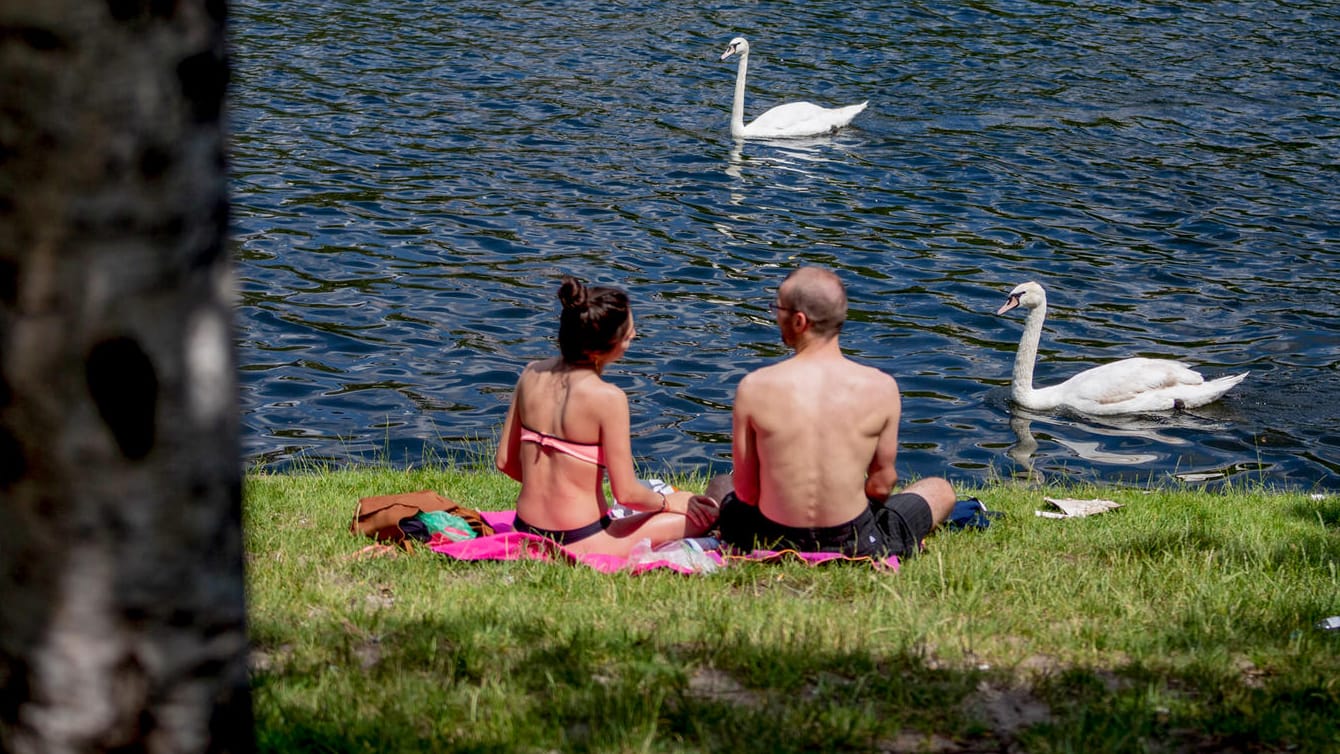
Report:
996,294,1021,315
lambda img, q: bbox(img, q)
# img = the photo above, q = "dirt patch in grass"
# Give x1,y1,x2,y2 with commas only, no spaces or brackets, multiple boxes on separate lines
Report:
249,643,294,674
877,730,964,753
961,680,1053,738
685,667,765,709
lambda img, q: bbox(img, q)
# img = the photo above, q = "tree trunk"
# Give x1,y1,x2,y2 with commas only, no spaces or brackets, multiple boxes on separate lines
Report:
0,1,252,751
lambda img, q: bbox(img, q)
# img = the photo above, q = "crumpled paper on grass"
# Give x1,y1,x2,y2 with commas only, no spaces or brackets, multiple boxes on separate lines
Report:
1035,497,1123,519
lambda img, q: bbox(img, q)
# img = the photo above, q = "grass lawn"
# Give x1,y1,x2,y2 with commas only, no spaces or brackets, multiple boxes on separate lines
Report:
244,464,1340,753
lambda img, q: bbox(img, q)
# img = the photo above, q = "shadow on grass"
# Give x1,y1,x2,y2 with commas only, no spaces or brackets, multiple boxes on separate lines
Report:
250,608,1340,754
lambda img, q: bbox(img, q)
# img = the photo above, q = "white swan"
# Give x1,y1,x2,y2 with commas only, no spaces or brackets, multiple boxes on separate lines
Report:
996,281,1248,416
720,37,868,139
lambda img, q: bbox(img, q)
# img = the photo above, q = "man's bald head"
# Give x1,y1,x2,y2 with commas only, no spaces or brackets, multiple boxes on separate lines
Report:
779,267,847,337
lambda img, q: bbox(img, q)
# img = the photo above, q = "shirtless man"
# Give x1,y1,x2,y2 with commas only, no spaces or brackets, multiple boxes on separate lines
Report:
711,266,956,557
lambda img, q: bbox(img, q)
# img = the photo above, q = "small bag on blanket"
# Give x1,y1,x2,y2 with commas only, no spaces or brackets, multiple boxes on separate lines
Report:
351,490,494,547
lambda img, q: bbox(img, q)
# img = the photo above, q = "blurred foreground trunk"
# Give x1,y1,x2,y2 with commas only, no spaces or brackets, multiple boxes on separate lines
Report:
0,1,252,751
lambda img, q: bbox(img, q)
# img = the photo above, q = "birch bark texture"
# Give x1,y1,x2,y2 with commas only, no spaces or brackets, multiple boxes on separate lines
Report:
0,0,252,751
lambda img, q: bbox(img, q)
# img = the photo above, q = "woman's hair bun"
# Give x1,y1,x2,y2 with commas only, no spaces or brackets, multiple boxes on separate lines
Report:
558,276,588,310
555,275,631,364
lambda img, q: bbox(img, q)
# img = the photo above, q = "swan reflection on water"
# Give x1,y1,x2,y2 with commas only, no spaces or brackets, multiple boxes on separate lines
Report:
1006,407,1232,480
723,139,852,196
725,144,743,182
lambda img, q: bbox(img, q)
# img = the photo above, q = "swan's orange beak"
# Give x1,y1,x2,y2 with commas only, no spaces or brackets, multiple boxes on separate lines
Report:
720,48,734,61
997,295,1021,315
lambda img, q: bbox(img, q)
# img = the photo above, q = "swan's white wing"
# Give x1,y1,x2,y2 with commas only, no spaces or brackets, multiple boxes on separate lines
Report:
1046,359,1245,415
1059,358,1204,406
744,100,867,138
745,101,829,133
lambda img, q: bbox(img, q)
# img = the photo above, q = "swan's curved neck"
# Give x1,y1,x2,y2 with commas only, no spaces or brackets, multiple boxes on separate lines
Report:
730,52,748,138
1012,303,1047,406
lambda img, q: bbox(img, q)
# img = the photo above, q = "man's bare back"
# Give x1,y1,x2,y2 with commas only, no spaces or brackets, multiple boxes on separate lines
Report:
734,348,901,528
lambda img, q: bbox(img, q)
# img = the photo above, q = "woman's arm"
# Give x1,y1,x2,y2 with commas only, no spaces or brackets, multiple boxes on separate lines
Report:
598,386,674,513
495,374,525,482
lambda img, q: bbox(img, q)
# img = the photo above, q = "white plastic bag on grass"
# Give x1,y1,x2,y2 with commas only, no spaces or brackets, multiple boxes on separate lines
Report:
627,537,719,574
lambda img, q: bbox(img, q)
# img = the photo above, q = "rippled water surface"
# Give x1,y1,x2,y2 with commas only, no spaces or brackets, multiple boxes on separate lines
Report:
230,0,1340,490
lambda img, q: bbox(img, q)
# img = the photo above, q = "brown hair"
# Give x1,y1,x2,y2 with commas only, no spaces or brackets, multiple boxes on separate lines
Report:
557,276,631,363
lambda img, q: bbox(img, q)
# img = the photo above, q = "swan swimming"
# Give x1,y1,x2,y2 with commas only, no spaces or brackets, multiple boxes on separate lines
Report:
996,281,1248,416
720,36,868,139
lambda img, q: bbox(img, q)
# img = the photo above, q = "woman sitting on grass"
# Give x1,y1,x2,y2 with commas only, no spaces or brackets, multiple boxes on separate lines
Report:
496,276,719,556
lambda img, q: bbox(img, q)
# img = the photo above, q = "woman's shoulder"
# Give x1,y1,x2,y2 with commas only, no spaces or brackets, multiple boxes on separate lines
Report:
520,356,562,376
565,370,620,398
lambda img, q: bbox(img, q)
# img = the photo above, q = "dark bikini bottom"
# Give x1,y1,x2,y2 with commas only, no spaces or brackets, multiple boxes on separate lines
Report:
512,513,612,545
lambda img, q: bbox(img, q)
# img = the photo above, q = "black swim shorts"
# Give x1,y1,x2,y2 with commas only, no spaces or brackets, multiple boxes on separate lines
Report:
717,491,933,558
871,492,935,557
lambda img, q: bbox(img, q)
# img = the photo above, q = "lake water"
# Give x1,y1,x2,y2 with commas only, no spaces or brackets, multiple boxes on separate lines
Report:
229,0,1340,491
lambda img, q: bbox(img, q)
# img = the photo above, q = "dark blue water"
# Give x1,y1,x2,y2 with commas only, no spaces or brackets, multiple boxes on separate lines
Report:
229,0,1340,491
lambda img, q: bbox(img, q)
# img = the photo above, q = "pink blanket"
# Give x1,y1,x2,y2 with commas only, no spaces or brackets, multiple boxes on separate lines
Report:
428,510,899,573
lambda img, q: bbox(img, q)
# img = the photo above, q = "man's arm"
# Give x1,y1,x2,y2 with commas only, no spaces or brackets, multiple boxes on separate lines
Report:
731,376,761,506
864,379,902,502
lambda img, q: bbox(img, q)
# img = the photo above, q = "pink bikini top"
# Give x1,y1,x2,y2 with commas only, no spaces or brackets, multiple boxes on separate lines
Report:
519,426,607,467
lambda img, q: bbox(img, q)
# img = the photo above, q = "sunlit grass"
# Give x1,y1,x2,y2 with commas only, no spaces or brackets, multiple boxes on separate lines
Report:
245,464,1340,753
